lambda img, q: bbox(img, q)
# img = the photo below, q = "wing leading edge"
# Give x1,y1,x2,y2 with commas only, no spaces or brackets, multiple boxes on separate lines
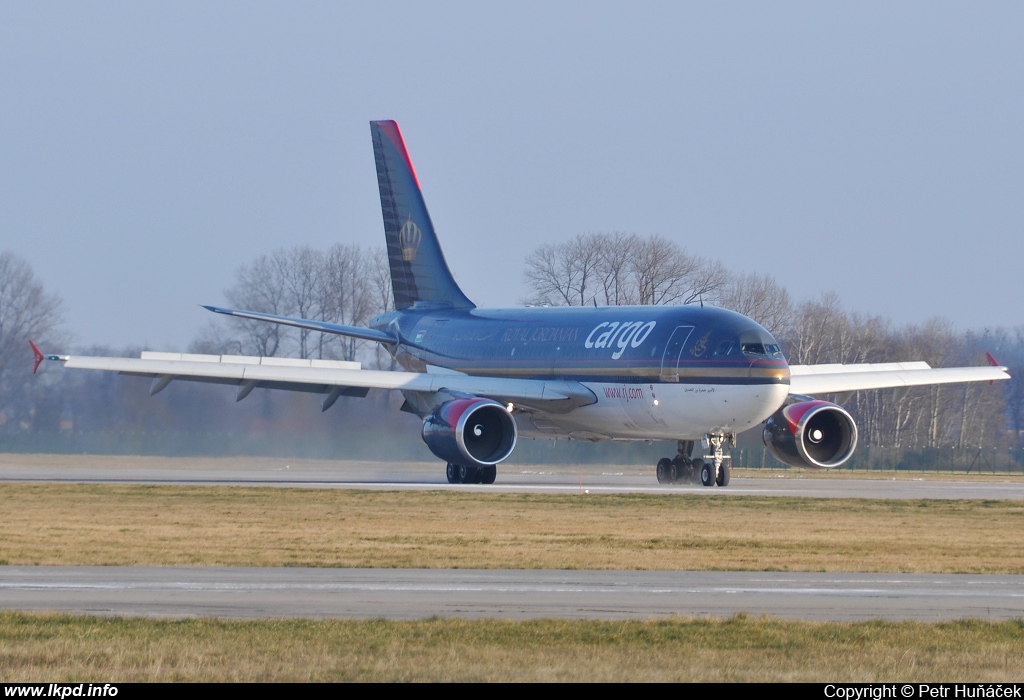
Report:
789,361,1010,396
58,351,596,413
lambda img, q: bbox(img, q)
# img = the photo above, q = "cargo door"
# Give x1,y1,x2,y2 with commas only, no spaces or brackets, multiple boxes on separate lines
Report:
659,325,695,382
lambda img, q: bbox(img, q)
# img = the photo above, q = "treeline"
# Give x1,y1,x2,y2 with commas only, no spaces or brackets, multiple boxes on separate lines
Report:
729,290,1016,451
1,236,1022,463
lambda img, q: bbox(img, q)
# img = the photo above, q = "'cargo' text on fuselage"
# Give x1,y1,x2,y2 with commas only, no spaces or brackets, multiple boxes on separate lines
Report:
585,321,657,359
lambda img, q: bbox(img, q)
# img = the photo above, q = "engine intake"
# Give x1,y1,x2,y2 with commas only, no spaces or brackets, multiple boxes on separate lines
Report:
762,400,858,469
422,397,518,468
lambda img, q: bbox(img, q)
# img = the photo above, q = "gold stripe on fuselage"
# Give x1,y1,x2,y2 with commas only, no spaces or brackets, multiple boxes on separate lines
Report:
446,365,791,382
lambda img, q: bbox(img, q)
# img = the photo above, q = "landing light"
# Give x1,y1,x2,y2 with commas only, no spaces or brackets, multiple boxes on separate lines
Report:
653,399,659,407
506,402,514,412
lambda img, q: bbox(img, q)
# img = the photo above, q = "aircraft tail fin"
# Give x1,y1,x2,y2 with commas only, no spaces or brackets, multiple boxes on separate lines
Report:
371,120,475,310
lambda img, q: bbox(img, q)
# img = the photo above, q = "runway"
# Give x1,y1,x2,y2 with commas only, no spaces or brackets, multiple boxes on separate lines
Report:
2,456,1021,622
1,456,1022,500
1,567,1021,621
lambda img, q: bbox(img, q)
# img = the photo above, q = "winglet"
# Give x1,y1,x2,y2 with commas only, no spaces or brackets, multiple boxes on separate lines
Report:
985,352,1000,385
29,340,45,374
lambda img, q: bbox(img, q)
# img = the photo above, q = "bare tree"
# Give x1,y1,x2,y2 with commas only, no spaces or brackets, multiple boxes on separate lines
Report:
367,247,395,316
224,251,291,357
367,248,397,369
783,291,845,365
776,296,1009,451
990,326,1024,446
315,244,375,361
716,271,792,336
278,246,323,359
187,322,246,356
523,232,728,307
594,232,639,305
0,252,64,420
523,234,604,306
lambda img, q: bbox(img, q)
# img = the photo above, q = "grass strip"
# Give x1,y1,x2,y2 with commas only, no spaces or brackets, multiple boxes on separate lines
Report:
1,484,1021,572
1,612,1022,682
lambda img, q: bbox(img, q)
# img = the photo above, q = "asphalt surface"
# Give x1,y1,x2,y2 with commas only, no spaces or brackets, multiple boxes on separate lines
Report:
2,567,1021,621
1,460,1022,500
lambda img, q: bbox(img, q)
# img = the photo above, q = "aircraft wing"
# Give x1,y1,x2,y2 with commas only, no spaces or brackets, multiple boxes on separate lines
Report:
788,361,1010,396
55,351,595,413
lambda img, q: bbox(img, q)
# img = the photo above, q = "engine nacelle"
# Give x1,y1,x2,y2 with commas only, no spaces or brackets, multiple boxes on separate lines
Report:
421,397,518,468
762,400,858,469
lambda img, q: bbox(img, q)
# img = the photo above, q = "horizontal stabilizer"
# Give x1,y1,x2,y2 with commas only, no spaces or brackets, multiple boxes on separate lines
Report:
203,305,397,345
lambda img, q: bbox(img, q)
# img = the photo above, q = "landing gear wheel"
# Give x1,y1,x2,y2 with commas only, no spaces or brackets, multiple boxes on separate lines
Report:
480,466,496,484
690,458,705,485
656,458,672,484
673,457,692,483
446,463,460,484
716,461,730,487
700,461,714,487
458,464,478,483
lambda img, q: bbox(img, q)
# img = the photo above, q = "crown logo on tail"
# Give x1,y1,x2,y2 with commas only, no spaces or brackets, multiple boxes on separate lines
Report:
399,218,422,261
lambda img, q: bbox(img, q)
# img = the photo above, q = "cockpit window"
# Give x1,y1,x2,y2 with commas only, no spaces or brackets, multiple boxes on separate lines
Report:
737,329,785,359
713,341,735,357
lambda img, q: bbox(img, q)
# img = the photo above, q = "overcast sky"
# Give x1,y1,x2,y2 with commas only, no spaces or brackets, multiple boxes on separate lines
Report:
2,2,1022,350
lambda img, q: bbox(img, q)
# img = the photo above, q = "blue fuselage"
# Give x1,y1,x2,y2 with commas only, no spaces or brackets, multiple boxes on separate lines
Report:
372,304,790,387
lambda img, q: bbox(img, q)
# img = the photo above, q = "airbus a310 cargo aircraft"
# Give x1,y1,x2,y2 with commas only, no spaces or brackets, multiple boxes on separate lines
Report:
33,120,1010,486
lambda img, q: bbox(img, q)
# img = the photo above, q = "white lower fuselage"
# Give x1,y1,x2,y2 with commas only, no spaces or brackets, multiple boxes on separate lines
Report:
518,381,791,441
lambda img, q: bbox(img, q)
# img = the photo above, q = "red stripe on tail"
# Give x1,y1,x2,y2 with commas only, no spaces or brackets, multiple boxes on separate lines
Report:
372,120,422,190
29,340,44,374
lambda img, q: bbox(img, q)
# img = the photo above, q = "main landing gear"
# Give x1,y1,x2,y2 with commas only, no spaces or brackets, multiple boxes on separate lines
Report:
446,463,497,484
656,436,733,487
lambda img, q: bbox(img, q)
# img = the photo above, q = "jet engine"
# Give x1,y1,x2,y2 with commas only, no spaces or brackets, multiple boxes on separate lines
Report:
421,397,518,468
762,399,858,469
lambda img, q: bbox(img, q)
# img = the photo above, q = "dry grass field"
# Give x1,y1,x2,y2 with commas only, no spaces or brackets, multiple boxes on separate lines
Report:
0,483,1020,572
1,613,1022,682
